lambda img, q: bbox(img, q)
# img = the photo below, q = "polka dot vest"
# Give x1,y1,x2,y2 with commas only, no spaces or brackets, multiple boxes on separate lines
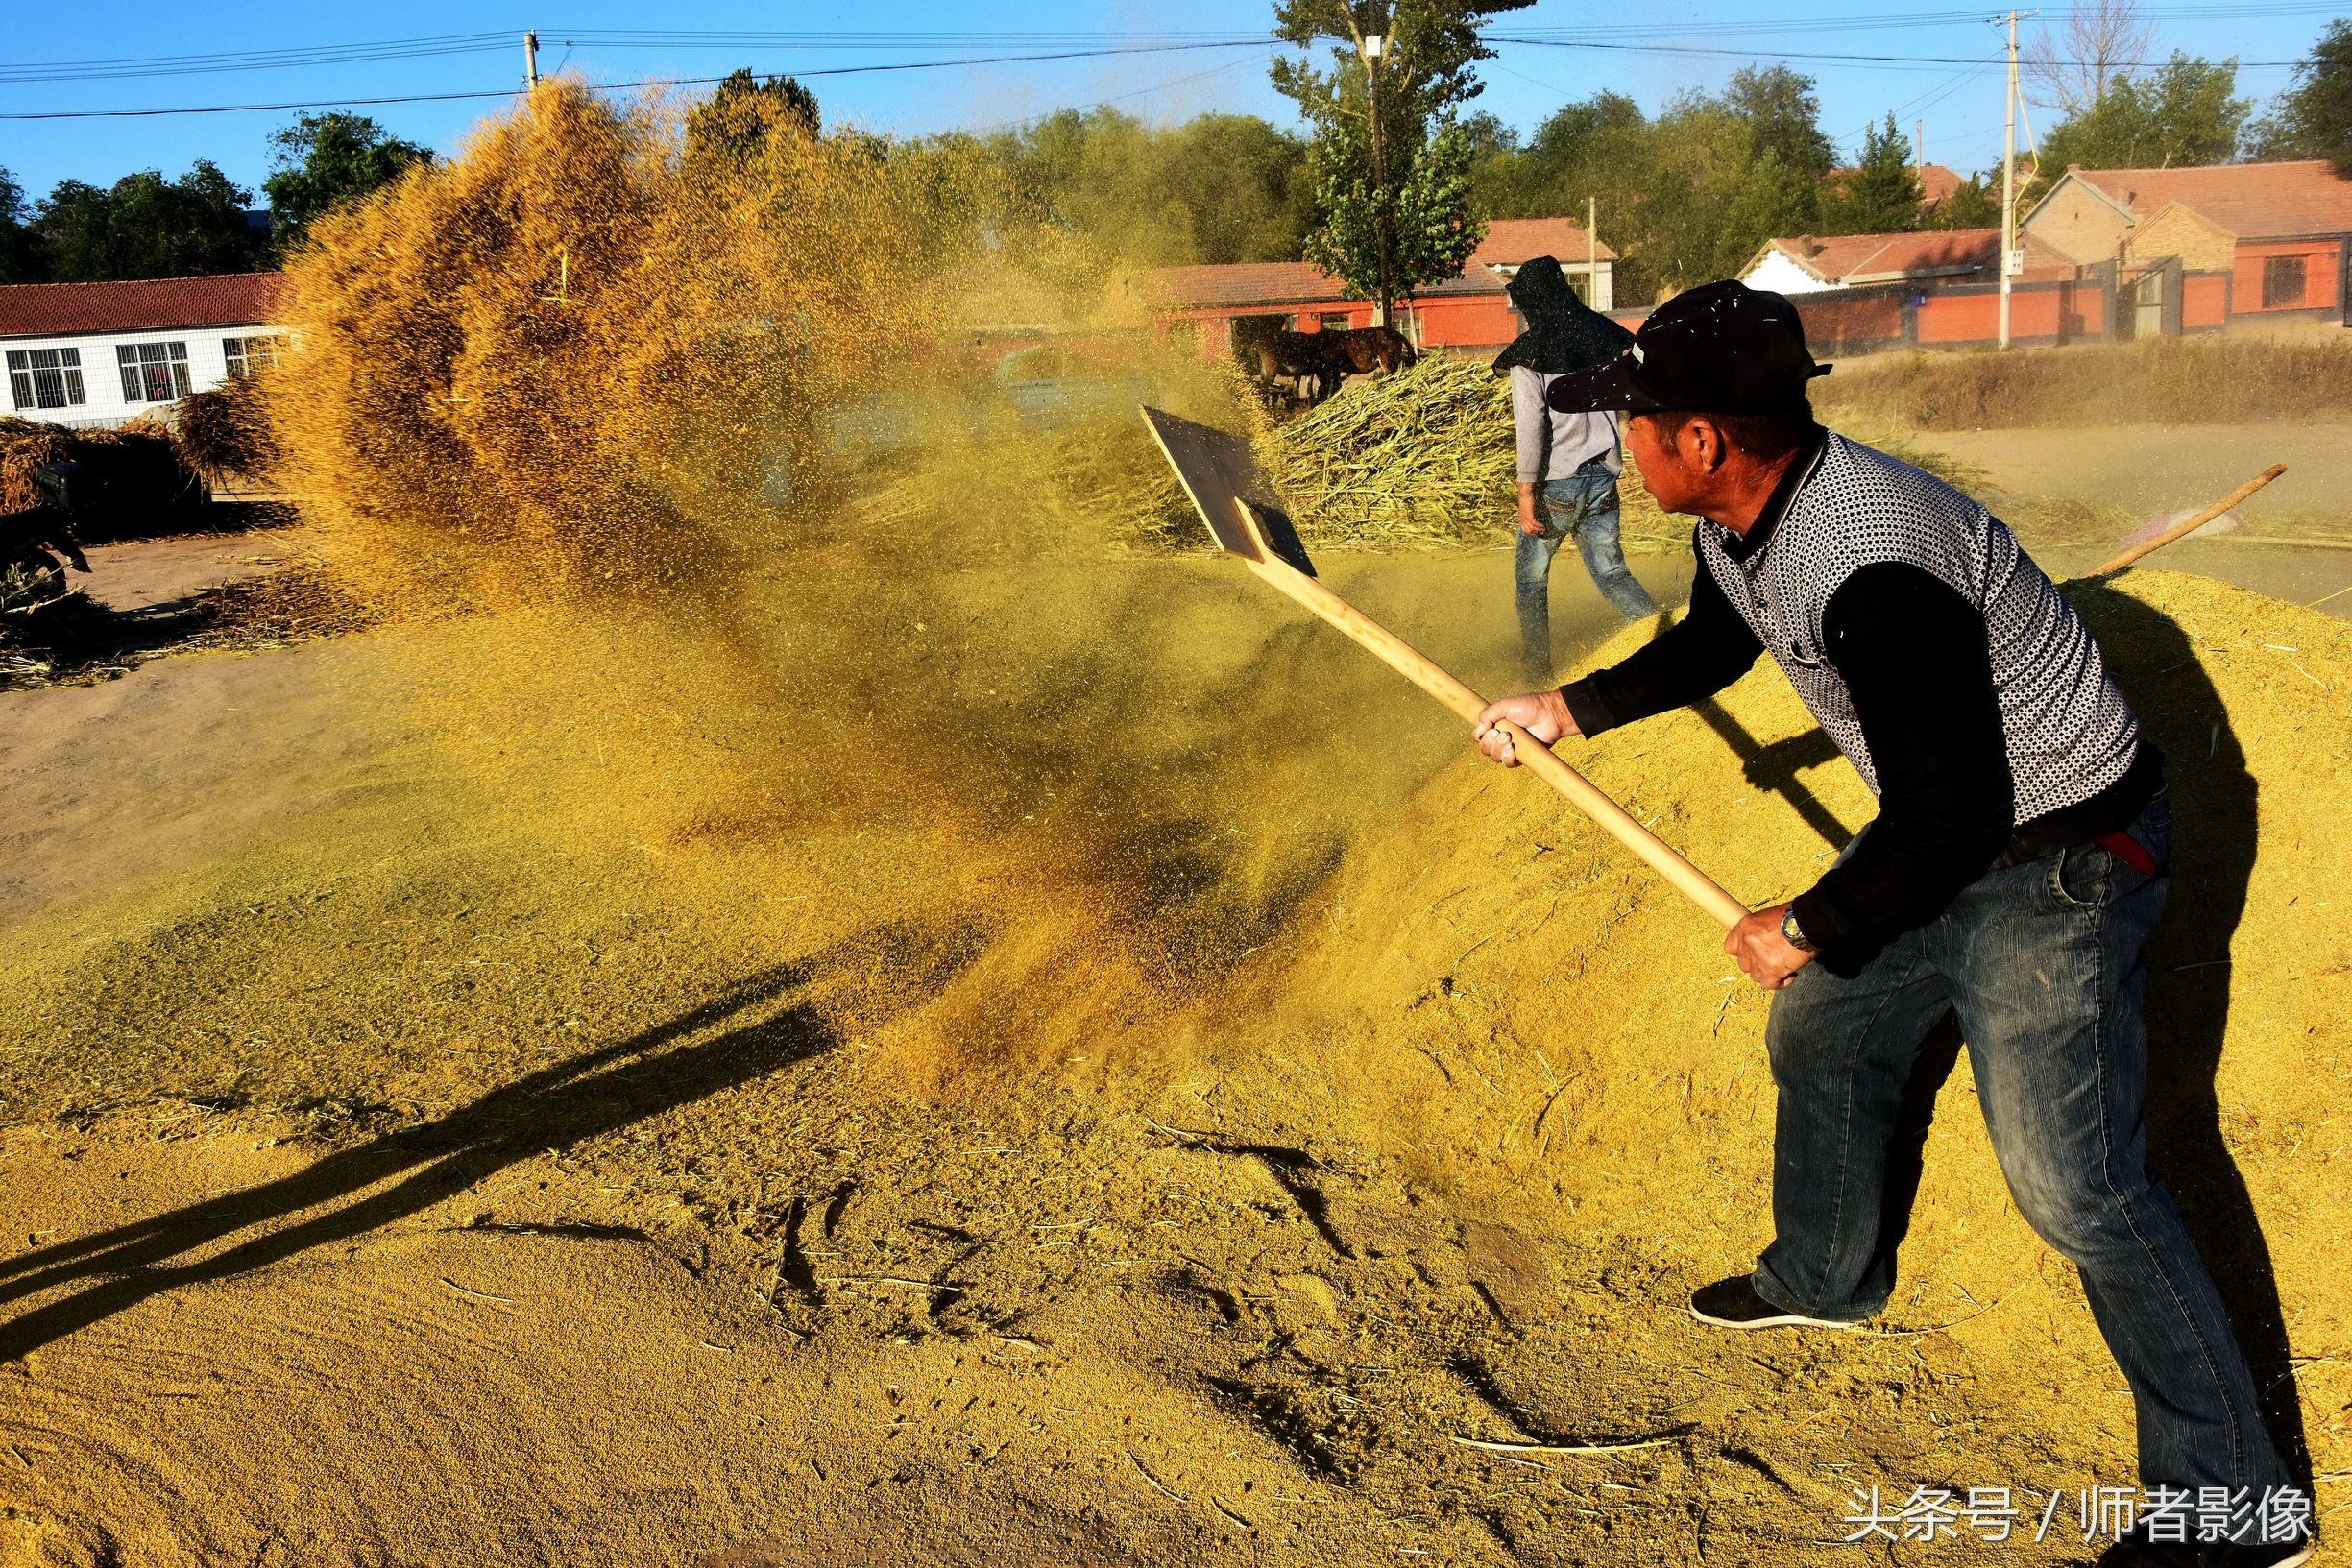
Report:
1695,433,2141,823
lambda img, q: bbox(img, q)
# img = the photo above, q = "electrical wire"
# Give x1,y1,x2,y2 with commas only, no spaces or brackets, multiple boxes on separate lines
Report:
0,40,1277,122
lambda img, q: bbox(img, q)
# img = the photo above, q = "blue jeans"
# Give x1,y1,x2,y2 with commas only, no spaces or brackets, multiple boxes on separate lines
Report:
1753,791,2295,1504
1516,468,1657,681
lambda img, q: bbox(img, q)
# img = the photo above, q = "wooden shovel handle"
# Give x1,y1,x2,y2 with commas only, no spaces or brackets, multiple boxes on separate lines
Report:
1236,546,1751,930
2088,464,2286,576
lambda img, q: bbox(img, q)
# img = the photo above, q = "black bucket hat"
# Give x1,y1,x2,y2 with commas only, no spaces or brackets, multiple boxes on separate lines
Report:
1542,279,1831,417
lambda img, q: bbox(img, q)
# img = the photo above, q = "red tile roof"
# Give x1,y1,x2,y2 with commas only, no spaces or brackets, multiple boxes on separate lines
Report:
0,272,286,339
1467,217,1617,266
2067,160,2352,240
1144,261,1347,309
1755,227,2073,284
1145,216,1617,309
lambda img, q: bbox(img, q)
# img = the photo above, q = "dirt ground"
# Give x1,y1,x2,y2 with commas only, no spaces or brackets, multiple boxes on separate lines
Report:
0,451,2344,1565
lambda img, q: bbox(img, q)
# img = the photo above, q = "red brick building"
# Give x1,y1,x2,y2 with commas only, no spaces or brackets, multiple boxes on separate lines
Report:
1144,217,1617,360
2023,159,2352,332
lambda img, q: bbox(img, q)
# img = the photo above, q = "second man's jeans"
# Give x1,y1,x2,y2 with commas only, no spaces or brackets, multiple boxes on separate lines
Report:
1516,466,1657,682
1752,791,2298,1516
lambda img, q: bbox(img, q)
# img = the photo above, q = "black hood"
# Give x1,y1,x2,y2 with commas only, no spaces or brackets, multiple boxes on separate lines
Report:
1491,254,1634,377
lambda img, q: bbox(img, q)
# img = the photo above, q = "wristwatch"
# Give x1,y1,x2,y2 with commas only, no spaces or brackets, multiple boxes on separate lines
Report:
1779,905,1818,953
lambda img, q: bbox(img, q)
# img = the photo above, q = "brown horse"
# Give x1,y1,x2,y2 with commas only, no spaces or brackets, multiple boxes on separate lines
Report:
1253,326,1418,405
1253,329,1346,405
1324,326,1418,375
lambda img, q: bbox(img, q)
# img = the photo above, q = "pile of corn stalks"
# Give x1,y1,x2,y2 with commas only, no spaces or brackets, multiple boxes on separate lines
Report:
1250,353,1987,556
1250,356,1685,554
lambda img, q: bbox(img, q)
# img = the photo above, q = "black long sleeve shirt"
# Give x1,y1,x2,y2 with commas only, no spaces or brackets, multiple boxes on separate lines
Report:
1561,548,2019,962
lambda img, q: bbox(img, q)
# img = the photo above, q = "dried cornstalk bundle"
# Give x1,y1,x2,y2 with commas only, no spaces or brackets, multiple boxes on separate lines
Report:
172,376,281,488
1252,356,1690,555
0,417,203,541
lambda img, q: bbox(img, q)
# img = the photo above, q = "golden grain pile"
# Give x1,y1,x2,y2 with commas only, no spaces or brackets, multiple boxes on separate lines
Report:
1272,570,2350,1462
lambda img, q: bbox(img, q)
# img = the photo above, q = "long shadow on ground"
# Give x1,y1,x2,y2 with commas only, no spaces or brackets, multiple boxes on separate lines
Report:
0,960,832,1363
1858,584,2310,1490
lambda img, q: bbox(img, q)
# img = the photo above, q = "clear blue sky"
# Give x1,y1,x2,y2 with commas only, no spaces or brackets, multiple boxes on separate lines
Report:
1,2,2335,208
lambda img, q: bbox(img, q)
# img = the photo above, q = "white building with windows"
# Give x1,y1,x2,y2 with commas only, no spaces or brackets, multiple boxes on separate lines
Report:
0,272,285,428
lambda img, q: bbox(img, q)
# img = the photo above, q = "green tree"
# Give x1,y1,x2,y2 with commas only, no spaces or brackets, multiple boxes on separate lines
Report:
1928,175,2001,229
2249,19,2352,172
981,108,1313,266
263,113,433,253
1458,73,1835,301
1723,65,1837,184
2035,53,2250,190
1820,114,1926,233
684,70,821,165
1272,0,1533,318
1306,111,1483,302
35,162,265,280
0,168,40,282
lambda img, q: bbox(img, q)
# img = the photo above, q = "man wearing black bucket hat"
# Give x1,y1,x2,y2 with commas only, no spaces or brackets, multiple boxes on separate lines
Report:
1469,280,2311,1568
1492,254,1657,682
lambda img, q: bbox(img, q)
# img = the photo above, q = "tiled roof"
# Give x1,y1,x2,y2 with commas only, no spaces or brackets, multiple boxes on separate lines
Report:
0,272,286,339
1467,217,1617,265
1145,215,1617,309
1758,227,2073,284
2068,160,2352,240
1146,261,1349,308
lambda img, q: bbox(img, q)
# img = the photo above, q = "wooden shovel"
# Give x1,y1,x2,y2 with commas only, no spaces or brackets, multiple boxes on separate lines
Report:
1141,405,1749,930
2088,464,2287,576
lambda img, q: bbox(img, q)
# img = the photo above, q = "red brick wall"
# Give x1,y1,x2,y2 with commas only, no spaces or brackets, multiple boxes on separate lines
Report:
1915,286,2073,342
1416,296,1518,348
2183,272,2231,328
2232,240,2339,312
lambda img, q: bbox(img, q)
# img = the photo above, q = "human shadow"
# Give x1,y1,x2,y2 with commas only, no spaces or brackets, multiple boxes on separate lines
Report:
2069,580,2312,1489
1847,584,2307,1485
0,959,833,1363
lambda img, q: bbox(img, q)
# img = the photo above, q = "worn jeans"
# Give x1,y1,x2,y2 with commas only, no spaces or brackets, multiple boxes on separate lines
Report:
1516,467,1657,681
1752,791,2296,1506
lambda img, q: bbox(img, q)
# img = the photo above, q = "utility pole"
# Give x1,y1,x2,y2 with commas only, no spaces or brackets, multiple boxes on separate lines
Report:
1361,31,1394,329
524,30,541,90
1999,8,2019,349
1587,194,1599,308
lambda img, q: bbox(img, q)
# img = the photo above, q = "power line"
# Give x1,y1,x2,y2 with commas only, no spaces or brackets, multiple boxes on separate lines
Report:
1491,36,2301,70
0,40,1276,122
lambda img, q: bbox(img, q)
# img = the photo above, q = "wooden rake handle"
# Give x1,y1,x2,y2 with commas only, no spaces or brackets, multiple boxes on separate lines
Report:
2088,464,2286,576
1230,516,1750,930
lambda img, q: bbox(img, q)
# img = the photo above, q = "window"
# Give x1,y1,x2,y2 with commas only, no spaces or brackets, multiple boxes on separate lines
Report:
1320,313,1352,332
6,347,87,411
117,340,193,403
223,333,284,377
2262,254,2308,308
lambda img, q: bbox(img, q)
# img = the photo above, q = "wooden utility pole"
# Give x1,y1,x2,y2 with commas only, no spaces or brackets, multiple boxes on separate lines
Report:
524,31,541,90
2000,9,2019,348
1588,194,1599,306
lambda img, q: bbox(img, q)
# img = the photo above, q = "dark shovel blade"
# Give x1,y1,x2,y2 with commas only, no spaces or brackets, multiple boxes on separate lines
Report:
1139,404,1317,577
